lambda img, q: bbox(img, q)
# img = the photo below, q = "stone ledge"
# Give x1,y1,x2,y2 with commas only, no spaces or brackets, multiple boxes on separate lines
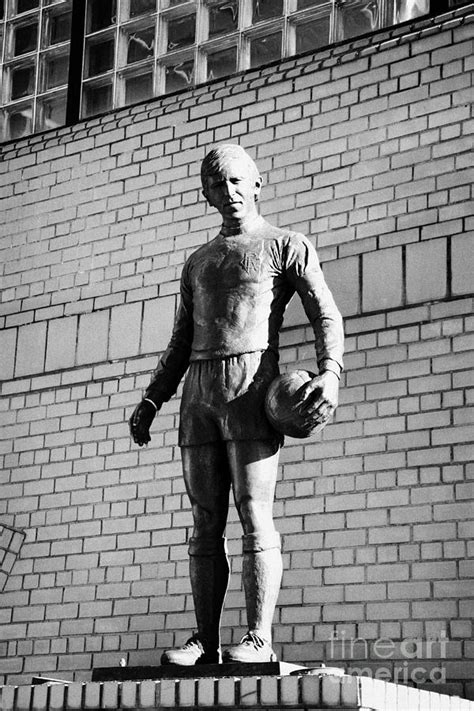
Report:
2,674,474,710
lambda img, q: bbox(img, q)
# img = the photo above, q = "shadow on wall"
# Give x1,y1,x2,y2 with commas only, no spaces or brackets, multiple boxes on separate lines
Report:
0,523,25,591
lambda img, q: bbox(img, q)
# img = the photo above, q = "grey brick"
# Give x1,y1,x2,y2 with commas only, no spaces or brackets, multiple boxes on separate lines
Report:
15,322,47,377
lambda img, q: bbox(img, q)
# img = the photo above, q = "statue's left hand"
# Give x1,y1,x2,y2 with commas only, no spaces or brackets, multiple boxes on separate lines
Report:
297,371,339,424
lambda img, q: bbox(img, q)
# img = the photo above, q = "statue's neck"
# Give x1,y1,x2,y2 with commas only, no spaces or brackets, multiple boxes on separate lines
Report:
220,214,263,237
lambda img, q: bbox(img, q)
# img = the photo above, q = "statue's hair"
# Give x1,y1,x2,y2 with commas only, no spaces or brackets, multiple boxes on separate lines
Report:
201,144,259,189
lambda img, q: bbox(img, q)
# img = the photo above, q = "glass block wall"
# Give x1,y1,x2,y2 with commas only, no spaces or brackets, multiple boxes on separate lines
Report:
0,0,435,141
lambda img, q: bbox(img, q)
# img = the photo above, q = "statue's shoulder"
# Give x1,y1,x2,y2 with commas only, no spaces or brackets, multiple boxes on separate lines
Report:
260,221,308,251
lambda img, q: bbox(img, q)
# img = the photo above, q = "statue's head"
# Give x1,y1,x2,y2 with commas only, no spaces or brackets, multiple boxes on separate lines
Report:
200,145,262,221
201,144,261,196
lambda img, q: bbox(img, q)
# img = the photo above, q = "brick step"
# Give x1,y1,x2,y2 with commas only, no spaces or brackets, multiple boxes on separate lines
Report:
2,673,474,710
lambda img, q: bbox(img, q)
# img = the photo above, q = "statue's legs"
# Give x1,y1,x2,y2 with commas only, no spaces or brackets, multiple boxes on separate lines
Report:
161,438,281,665
161,442,231,665
224,439,282,661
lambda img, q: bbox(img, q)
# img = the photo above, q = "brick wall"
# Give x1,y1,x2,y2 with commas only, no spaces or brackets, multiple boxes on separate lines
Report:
0,3,473,695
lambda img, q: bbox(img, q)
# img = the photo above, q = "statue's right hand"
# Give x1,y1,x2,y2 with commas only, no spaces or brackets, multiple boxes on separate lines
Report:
129,400,158,446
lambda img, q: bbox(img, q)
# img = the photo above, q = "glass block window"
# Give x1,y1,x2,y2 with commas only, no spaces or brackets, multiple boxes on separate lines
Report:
0,0,72,141
293,13,331,54
164,12,196,50
123,66,153,102
85,35,115,78
252,0,284,23
128,0,156,18
0,0,441,141
120,22,155,65
82,76,113,116
205,44,237,80
249,30,282,68
79,0,439,120
207,0,238,37
335,0,379,40
394,0,429,21
87,0,116,33
162,54,194,92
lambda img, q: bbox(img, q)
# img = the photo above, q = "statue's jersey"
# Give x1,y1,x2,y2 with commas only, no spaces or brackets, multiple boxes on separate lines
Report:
145,218,344,407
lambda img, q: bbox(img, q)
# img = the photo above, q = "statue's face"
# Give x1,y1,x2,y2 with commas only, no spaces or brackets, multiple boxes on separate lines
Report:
203,156,262,221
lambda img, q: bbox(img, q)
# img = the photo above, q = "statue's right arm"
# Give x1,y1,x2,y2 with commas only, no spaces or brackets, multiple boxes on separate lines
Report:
129,267,194,446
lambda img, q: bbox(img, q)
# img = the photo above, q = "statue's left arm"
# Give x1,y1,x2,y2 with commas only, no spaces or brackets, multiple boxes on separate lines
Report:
284,233,344,423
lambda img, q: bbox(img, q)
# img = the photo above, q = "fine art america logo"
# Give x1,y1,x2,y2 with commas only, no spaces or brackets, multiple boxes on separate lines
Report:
328,630,448,684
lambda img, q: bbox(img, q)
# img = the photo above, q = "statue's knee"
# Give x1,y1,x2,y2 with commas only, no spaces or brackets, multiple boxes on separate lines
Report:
242,531,281,553
237,497,272,524
191,504,227,538
188,536,228,557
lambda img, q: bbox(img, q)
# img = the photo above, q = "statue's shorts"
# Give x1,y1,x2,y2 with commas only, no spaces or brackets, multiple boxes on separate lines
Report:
178,350,282,447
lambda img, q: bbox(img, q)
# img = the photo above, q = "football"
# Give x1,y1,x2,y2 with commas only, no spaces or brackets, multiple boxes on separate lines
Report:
264,370,329,439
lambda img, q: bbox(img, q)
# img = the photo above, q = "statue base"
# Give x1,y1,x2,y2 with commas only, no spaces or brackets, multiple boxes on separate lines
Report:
91,661,306,682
